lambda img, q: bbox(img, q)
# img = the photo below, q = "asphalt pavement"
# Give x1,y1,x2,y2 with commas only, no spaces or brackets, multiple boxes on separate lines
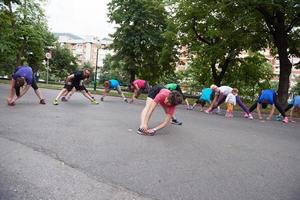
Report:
0,84,300,200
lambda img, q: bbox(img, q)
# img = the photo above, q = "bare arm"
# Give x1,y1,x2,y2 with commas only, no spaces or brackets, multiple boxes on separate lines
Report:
65,74,74,84
7,79,16,103
208,93,219,110
152,114,172,131
12,85,31,102
185,99,190,106
289,107,294,121
257,104,262,120
267,105,275,120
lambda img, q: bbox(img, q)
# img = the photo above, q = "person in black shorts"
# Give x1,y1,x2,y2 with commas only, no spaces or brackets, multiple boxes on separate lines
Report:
7,66,45,106
52,68,98,105
61,83,95,102
137,85,183,136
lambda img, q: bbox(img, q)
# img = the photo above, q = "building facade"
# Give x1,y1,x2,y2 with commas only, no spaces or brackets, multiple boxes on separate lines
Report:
55,33,113,79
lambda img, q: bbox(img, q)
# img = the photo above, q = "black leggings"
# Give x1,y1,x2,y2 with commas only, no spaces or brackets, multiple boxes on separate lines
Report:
249,92,286,117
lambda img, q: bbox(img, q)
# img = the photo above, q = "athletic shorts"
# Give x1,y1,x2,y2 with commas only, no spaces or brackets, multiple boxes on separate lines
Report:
148,85,164,99
31,77,38,90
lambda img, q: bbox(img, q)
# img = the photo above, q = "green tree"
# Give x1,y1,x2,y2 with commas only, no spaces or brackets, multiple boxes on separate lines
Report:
100,54,129,84
173,0,267,86
291,77,300,95
230,0,300,105
48,45,78,81
108,0,177,83
0,0,55,75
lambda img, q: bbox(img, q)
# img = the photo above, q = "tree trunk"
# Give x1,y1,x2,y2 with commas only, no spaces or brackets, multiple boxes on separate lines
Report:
272,16,292,106
129,69,135,83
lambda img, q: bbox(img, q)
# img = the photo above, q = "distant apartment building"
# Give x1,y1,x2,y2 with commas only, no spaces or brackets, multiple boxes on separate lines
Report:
55,33,113,79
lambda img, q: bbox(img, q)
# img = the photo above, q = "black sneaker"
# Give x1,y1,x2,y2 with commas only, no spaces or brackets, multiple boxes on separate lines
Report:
40,99,46,104
137,128,155,136
137,128,146,135
61,97,67,102
171,119,182,125
100,97,104,101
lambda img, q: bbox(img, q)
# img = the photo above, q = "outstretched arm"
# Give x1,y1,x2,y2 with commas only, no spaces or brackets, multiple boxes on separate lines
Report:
267,105,275,120
150,114,172,132
11,85,31,103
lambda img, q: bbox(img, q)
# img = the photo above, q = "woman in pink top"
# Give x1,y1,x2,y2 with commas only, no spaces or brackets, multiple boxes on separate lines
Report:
129,79,150,103
138,85,183,136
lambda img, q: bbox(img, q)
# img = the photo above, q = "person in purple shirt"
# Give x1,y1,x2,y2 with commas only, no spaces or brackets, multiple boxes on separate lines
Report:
7,66,45,106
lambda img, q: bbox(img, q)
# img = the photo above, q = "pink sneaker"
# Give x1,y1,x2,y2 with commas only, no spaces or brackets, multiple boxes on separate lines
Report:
244,113,249,118
282,117,289,123
248,114,253,120
205,110,211,114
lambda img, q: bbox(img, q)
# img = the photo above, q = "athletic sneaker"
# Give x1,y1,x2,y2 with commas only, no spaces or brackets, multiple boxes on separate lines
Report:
187,105,193,110
248,114,253,120
171,119,183,125
40,99,46,104
100,97,104,101
61,97,67,102
124,98,128,103
91,100,99,105
276,115,283,121
244,113,249,118
53,99,59,105
282,117,289,123
137,128,155,136
204,110,211,114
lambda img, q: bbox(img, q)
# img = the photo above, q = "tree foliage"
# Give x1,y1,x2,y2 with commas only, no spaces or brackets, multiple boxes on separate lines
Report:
108,0,177,84
0,0,55,75
48,45,78,81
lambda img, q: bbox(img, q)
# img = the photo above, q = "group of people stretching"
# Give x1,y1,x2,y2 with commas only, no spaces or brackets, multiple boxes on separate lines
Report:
6,66,300,136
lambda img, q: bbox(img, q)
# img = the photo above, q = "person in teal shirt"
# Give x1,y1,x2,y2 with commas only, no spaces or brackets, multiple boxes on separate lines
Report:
101,79,128,102
190,88,214,111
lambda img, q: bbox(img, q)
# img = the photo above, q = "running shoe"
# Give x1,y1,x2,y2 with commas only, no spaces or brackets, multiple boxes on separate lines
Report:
244,113,249,118
53,99,59,105
124,98,128,103
100,97,104,101
248,114,253,120
61,97,67,102
204,110,211,114
171,119,183,125
91,100,99,105
40,99,46,104
187,106,194,110
137,128,155,136
276,115,283,121
282,117,289,123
